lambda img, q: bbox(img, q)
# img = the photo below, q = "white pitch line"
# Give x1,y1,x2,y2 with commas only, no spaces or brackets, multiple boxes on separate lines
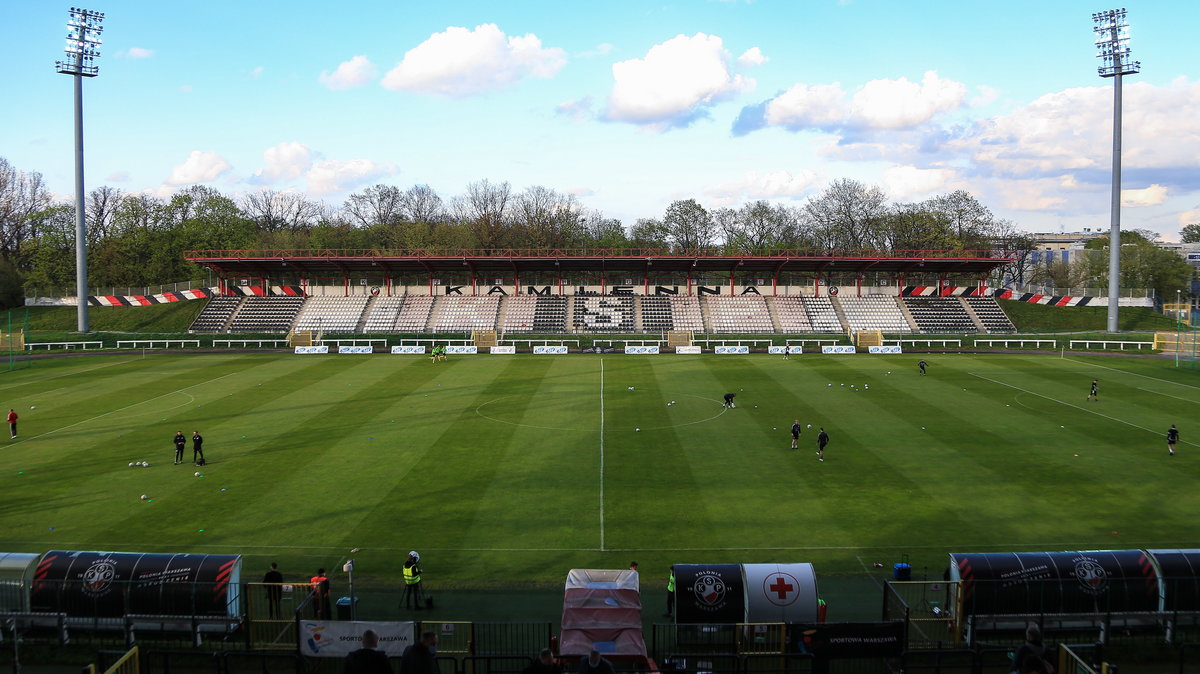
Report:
969,372,1199,448
7,370,241,448
0,358,138,394
599,358,605,552
1064,357,1200,390
1137,387,1200,404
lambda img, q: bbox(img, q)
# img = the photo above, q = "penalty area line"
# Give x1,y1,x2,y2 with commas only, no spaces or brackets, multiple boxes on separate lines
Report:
969,372,1199,448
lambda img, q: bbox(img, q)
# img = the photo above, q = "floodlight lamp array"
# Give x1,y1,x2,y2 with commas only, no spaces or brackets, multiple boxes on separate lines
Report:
1092,7,1139,77
57,7,105,77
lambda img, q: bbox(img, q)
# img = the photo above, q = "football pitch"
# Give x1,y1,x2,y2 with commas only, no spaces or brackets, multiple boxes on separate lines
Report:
1,351,1198,601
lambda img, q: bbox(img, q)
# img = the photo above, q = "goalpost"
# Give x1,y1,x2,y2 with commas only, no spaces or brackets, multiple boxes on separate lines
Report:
2,308,29,371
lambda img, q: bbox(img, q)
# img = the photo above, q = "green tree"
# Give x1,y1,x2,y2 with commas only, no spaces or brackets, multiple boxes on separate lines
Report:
662,199,715,251
1083,231,1192,298
1181,224,1200,243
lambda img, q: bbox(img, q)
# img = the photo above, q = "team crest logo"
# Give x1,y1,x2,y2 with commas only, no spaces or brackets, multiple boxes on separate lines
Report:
692,572,727,611
1072,557,1108,595
80,560,117,597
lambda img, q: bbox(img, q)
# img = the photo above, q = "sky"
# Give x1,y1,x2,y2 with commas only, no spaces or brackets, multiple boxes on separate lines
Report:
2,0,1198,241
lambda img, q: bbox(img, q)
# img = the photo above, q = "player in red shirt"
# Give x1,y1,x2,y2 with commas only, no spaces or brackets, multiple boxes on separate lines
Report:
6,409,16,439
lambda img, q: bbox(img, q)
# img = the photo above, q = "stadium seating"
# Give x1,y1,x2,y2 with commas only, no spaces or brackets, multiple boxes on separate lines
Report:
227,296,306,333
434,297,500,332
640,297,673,332
394,296,435,332
668,296,705,331
705,296,774,333
573,296,634,332
292,297,369,332
839,296,912,333
189,296,242,332
361,297,405,333
803,297,844,333
772,296,814,333
903,297,977,333
534,296,568,332
501,296,537,333
965,297,1017,333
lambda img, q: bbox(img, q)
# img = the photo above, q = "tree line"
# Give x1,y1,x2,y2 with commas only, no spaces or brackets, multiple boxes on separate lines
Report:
0,155,1190,306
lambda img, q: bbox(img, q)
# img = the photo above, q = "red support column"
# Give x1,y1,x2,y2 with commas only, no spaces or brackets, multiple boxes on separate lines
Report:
729,274,735,295
260,277,267,296
558,274,563,296
428,275,433,296
344,277,349,297
644,274,649,297
814,276,821,297
385,276,392,297
471,276,476,296
686,270,692,295
856,276,862,297
515,274,520,296
601,276,606,295
772,276,778,297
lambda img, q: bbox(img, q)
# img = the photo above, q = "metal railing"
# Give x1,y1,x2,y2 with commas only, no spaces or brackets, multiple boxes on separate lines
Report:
23,279,216,299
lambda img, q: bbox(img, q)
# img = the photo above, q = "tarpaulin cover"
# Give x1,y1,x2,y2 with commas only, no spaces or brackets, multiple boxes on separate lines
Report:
561,607,643,630
565,569,640,591
557,627,648,657
564,588,642,609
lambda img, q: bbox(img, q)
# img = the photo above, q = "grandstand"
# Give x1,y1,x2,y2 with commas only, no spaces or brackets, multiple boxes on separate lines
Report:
903,296,978,333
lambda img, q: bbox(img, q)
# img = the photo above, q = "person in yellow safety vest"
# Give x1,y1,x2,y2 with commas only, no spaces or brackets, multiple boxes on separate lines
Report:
403,551,425,610
664,566,675,618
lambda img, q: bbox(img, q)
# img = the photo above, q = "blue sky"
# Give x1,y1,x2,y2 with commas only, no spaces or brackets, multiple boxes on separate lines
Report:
2,1,1198,240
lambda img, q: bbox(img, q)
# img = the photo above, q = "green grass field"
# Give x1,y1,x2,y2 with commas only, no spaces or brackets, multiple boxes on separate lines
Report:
1,350,1198,622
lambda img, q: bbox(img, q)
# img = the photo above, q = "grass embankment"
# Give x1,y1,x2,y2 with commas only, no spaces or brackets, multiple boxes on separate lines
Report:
1001,300,1176,332
13,302,205,333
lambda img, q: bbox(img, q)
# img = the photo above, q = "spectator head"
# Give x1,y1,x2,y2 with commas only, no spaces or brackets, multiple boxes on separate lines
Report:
422,631,438,646
1025,624,1042,643
361,629,379,649
317,568,325,576
270,562,278,570
628,561,638,570
588,649,602,665
538,648,554,664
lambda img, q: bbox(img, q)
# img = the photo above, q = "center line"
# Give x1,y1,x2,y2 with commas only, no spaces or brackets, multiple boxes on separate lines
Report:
599,358,606,552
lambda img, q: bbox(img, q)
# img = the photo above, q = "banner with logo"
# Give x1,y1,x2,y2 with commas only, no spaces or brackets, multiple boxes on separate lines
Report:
533,345,568,354
300,620,415,658
445,345,478,354
821,346,856,354
868,345,902,354
744,563,819,623
674,564,745,623
624,345,660,354
337,346,373,354
391,345,426,354
490,345,516,354
787,622,905,658
675,346,701,354
714,346,750,355
294,346,329,354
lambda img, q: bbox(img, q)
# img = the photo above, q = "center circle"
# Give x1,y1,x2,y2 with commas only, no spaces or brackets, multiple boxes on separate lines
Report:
475,392,728,431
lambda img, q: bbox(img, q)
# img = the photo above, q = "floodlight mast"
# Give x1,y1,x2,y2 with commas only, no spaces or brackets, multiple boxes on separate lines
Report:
1093,8,1140,333
55,7,105,333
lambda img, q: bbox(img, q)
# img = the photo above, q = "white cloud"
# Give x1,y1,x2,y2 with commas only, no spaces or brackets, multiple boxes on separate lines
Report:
381,24,565,97
123,47,154,59
556,96,594,122
737,47,767,68
577,43,614,58
606,33,753,129
706,169,821,200
166,151,231,185
319,55,377,90
179,85,193,93
306,159,396,195
882,165,958,200
567,186,595,197
106,171,130,182
250,66,264,79
1121,184,1168,207
255,141,313,183
1179,209,1200,226
755,70,967,133
969,84,999,107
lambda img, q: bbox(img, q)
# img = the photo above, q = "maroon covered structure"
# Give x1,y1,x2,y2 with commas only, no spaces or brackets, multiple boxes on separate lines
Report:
559,569,649,665
184,248,1014,297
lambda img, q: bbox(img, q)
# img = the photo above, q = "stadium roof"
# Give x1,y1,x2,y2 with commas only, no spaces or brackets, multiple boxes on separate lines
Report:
185,248,1014,278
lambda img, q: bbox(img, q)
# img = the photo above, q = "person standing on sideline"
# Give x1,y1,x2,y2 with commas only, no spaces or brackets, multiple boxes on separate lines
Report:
6,408,17,439
791,419,802,449
723,393,736,409
192,430,205,465
1088,379,1099,402
579,649,615,674
816,428,829,462
664,566,675,618
263,562,283,619
1010,625,1052,674
173,431,186,465
400,631,438,674
628,561,638,572
310,568,331,619
522,648,562,674
918,359,928,376
1168,424,1180,456
343,628,393,674
403,551,424,610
